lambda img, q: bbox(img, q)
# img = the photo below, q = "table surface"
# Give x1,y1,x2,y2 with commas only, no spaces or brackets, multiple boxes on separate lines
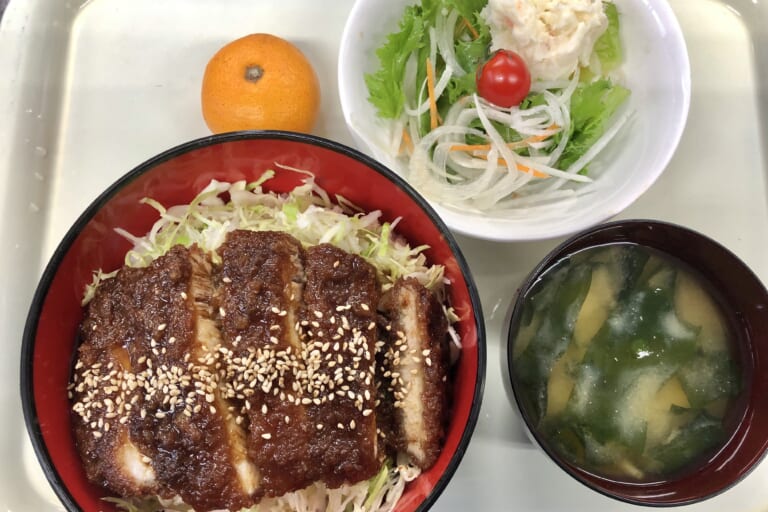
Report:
1,0,767,511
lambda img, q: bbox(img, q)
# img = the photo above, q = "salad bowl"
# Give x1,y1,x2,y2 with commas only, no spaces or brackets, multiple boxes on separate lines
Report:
338,0,690,241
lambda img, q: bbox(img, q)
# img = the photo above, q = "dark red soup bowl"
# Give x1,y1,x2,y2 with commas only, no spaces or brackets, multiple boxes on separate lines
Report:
21,131,486,512
506,219,768,506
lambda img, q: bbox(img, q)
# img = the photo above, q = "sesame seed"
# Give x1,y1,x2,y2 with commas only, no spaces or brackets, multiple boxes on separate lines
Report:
360,304,370,311
157,324,167,331
261,433,272,440
180,291,188,299
223,276,232,284
349,420,356,429
316,424,324,430
219,307,226,317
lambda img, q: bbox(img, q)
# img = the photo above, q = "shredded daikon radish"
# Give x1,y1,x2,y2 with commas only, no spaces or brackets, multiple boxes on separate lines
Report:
398,80,630,211
405,64,454,117
435,9,465,77
403,83,619,211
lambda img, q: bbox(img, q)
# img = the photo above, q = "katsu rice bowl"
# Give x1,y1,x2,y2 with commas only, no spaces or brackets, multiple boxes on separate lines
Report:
20,132,485,512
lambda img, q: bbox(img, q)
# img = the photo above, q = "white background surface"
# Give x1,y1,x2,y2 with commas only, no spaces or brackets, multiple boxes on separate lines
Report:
1,0,767,510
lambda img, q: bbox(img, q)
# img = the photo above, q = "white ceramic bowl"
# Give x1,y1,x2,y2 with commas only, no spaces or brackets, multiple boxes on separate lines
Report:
338,0,690,242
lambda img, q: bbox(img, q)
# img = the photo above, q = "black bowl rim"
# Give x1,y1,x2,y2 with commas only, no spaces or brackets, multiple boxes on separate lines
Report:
505,218,768,507
20,130,487,512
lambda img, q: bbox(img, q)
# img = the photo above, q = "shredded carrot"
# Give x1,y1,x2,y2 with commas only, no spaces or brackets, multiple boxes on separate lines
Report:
473,153,549,178
426,57,439,131
450,143,492,152
449,124,560,153
450,142,526,152
462,17,479,39
515,163,549,179
528,131,554,143
401,129,414,155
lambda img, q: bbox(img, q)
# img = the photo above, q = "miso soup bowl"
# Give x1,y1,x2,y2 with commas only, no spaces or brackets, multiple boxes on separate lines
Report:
506,219,768,506
21,131,486,512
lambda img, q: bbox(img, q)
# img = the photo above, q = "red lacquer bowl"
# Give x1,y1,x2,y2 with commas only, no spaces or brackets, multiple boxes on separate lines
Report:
507,220,768,506
21,131,486,512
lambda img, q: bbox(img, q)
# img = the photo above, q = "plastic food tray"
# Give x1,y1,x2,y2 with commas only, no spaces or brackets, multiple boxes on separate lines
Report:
1,0,767,510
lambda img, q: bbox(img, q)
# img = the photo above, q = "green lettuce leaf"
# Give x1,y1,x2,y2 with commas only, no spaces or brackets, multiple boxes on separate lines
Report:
557,78,630,171
445,0,488,21
593,2,622,72
366,0,493,120
445,11,492,104
364,5,430,119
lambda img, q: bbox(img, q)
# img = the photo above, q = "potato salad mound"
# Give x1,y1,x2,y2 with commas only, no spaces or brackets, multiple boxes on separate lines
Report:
483,0,609,81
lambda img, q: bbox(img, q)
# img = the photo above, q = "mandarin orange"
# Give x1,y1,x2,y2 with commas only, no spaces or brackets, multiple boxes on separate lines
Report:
201,33,320,134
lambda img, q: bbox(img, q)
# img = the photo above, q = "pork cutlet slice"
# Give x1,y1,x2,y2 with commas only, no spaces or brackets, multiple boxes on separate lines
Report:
214,230,316,497
302,243,382,488
72,304,159,499
72,245,258,511
379,278,449,469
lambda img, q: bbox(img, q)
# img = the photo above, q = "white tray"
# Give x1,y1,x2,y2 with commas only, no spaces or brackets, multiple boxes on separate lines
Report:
1,0,767,510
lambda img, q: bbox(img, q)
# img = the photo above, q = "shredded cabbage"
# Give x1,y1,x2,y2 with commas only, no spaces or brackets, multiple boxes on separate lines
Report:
81,269,119,306
104,462,420,512
104,167,444,295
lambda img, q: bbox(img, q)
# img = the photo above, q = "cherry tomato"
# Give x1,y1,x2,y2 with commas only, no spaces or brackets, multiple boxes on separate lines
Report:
476,49,531,108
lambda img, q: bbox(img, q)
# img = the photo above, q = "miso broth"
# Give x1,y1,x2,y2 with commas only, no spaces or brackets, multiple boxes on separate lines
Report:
511,243,742,481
